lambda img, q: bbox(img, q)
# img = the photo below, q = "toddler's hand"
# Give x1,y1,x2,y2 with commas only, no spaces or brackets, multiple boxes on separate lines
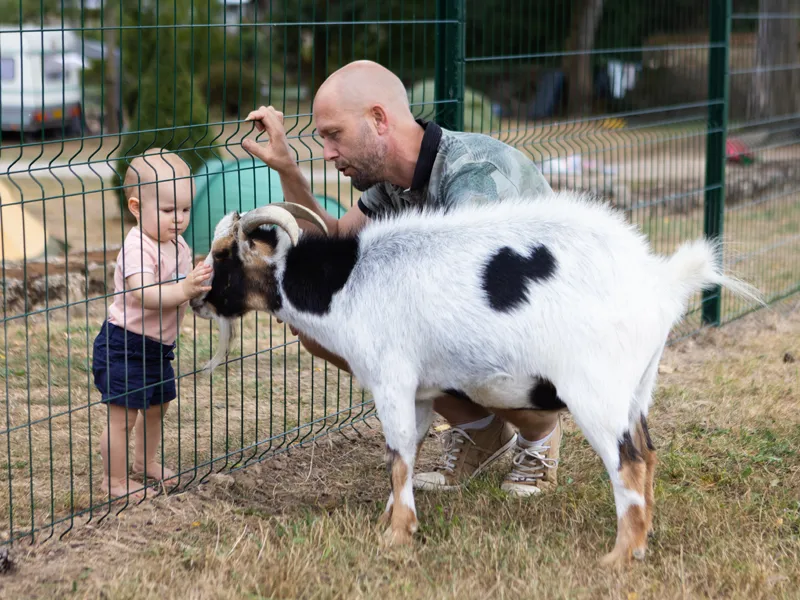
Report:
182,263,213,300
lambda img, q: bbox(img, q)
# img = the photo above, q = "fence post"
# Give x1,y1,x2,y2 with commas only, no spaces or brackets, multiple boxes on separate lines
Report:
702,0,732,326
435,0,465,131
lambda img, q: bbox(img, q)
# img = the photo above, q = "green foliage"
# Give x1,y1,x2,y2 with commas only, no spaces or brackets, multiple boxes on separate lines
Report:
118,0,215,125
0,0,73,25
111,0,222,217
202,61,258,117
202,24,278,116
120,53,217,174
273,0,436,92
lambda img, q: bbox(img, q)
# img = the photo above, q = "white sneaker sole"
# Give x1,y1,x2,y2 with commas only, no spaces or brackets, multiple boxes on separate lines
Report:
413,432,519,491
500,481,544,497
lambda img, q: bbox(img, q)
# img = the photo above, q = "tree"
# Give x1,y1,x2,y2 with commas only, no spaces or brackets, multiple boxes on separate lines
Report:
563,0,605,116
116,0,221,170
0,0,75,24
274,0,434,96
111,0,222,219
748,0,800,120
102,1,121,137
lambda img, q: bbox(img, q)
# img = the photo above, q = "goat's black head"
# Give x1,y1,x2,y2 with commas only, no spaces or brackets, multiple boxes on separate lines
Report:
189,203,328,370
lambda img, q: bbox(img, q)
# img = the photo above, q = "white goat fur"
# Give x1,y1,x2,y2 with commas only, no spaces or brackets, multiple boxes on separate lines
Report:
195,190,763,563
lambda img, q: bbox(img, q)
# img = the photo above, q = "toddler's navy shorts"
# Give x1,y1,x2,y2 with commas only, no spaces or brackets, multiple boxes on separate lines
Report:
92,320,177,410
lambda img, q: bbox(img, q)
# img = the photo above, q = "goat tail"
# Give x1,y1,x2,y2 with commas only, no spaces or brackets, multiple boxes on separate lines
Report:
664,237,765,310
203,316,237,372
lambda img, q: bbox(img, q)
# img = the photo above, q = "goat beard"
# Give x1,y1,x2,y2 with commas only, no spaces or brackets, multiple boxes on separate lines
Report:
203,316,238,372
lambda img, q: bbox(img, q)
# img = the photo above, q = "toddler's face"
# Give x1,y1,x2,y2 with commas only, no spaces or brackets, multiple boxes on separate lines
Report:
135,178,194,243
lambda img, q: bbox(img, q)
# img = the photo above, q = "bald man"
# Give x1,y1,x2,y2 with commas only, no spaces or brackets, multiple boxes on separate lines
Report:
243,60,562,497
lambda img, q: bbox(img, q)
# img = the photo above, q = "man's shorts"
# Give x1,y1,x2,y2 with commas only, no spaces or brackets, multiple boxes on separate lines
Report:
92,320,177,410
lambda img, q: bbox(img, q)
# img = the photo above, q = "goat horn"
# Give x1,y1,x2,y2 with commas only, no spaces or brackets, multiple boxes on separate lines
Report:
239,205,300,246
271,203,329,236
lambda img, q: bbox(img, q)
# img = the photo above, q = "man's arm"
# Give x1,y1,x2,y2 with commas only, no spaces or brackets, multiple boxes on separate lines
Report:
243,106,369,237
276,166,369,237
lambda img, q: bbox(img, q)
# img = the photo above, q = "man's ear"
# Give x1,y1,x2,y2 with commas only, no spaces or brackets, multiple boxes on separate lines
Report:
128,196,141,220
371,104,390,135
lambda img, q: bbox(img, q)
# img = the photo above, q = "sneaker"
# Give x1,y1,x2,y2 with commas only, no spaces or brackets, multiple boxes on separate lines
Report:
413,416,517,491
501,416,562,497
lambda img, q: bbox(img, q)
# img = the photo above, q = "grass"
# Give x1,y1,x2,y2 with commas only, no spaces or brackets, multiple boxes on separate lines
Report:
0,301,371,544
0,295,798,598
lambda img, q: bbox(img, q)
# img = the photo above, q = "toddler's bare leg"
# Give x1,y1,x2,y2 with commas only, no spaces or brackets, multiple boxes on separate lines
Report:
133,402,176,482
99,405,145,500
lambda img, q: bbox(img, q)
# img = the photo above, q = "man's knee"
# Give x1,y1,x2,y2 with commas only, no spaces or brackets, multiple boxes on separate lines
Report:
296,331,322,356
296,332,351,373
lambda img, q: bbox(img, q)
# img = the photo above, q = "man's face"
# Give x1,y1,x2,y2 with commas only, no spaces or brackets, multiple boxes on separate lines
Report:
315,105,388,191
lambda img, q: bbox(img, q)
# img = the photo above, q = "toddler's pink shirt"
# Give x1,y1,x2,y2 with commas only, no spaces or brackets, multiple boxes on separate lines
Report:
107,226,193,345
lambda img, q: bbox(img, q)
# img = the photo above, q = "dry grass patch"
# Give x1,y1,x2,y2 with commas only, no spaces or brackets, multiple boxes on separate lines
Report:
0,296,798,599
0,302,371,540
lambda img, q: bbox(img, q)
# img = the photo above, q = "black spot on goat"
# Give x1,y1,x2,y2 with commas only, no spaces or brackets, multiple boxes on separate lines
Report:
482,244,556,312
618,431,642,465
640,415,655,451
528,378,567,411
203,239,251,318
281,234,360,315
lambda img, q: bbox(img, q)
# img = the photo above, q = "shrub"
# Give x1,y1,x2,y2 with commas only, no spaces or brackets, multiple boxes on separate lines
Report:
202,61,259,117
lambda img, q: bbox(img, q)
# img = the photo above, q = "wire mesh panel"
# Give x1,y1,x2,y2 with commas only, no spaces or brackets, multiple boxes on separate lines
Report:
0,0,797,547
722,2,800,321
0,0,446,546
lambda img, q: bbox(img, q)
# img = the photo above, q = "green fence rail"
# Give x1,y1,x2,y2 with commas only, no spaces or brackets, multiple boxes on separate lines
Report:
1,0,797,546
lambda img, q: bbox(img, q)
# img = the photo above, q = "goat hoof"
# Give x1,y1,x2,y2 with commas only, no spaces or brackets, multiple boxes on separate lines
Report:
600,549,632,570
382,525,413,546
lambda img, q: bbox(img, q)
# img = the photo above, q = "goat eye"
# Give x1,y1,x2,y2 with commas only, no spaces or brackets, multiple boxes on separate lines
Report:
214,249,230,260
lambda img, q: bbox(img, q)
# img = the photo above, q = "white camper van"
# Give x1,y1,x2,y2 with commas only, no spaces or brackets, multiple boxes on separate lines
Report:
1,25,84,138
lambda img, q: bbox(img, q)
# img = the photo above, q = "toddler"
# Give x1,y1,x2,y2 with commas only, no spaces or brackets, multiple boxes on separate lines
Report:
92,148,212,500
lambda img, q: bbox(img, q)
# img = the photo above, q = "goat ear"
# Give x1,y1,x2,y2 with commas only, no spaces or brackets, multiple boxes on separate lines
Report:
236,221,251,247
231,212,246,239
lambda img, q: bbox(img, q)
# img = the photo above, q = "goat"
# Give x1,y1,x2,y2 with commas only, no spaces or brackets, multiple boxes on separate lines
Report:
189,192,763,568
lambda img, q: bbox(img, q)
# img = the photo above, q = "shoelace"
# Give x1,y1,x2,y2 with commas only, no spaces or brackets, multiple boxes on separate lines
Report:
437,427,475,473
507,443,558,482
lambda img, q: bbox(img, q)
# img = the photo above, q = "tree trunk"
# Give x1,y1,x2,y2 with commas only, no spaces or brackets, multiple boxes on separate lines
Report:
564,0,605,117
311,0,337,96
312,24,330,96
748,0,800,120
103,2,120,136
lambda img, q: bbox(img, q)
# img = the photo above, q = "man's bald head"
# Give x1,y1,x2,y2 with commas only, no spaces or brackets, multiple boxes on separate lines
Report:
314,60,411,118
312,61,423,191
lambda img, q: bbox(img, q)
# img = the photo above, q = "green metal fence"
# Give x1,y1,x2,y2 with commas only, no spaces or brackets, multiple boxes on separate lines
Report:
1,0,797,546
